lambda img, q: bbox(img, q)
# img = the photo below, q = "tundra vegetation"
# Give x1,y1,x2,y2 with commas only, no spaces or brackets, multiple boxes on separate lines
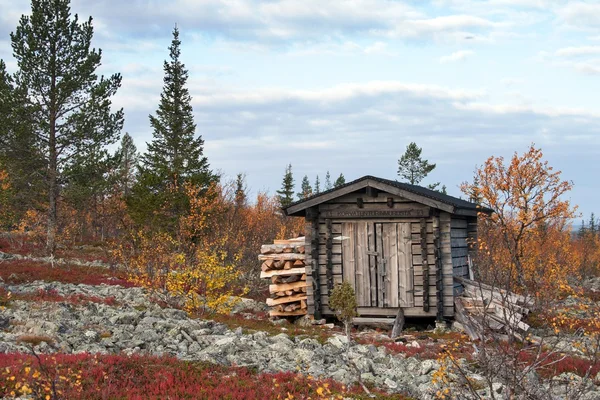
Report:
0,0,599,399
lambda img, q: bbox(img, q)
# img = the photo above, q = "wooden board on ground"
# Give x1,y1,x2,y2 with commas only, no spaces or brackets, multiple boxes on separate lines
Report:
269,309,307,317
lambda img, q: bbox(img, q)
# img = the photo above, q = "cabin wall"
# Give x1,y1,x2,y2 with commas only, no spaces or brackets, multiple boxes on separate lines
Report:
450,216,478,295
304,192,476,320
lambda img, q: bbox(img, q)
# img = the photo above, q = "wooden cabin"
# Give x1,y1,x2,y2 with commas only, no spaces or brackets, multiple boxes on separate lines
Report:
283,175,491,322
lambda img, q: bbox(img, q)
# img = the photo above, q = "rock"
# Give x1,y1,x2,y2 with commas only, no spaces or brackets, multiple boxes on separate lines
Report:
419,359,438,376
84,330,99,341
406,341,421,348
294,315,313,328
384,377,398,390
327,335,349,349
271,318,288,326
492,382,504,394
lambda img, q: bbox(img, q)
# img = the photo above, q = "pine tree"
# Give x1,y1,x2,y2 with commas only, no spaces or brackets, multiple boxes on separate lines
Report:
276,164,295,207
9,0,123,254
298,175,313,200
0,60,46,223
334,173,346,187
590,213,597,235
314,175,321,194
132,27,213,227
234,173,247,209
324,171,332,190
63,143,117,240
398,142,436,185
114,133,139,197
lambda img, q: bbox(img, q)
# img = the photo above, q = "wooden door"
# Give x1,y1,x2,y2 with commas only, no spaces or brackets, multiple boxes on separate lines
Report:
341,222,413,308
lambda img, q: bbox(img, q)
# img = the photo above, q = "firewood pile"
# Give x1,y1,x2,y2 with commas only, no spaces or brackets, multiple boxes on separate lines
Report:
259,237,308,318
453,277,535,342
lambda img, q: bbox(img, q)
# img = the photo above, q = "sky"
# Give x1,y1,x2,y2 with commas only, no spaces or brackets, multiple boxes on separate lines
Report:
0,0,599,219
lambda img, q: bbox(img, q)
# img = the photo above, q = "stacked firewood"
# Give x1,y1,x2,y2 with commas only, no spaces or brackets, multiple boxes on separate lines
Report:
259,237,308,317
453,277,535,342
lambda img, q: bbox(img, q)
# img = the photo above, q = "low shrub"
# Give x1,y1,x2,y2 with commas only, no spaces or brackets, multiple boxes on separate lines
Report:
0,353,406,399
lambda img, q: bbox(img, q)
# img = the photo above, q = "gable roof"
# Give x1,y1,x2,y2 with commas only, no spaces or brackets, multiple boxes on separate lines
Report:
284,175,492,217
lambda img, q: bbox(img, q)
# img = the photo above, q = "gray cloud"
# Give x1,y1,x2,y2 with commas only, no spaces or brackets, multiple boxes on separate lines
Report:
103,79,595,215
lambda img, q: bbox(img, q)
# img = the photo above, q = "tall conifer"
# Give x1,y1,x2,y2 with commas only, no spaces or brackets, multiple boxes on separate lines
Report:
132,27,213,227
8,0,123,254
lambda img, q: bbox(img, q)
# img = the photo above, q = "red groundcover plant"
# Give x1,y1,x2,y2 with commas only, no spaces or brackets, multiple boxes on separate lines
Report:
0,353,404,399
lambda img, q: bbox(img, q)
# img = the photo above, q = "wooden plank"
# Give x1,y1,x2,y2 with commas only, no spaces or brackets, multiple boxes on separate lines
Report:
451,238,468,247
318,202,430,213
325,219,334,291
411,244,435,255
420,218,429,312
367,223,378,307
309,217,322,319
318,223,342,235
375,223,384,308
434,215,444,322
450,219,468,229
258,253,306,261
412,254,435,265
266,294,308,306
451,229,468,238
355,221,370,307
341,222,356,290
318,254,342,264
330,192,410,204
318,265,342,275
269,309,307,317
260,267,306,278
383,223,399,308
367,180,455,214
399,222,413,307
353,317,396,325
412,222,433,234
321,305,437,317
273,237,305,245
318,243,342,255
261,243,305,254
269,281,308,294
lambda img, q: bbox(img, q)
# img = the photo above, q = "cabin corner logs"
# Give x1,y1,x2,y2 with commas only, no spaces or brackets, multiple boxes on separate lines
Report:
280,176,484,321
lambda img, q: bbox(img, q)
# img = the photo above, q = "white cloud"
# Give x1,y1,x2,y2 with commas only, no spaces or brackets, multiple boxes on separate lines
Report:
555,46,600,57
439,50,474,63
558,2,600,31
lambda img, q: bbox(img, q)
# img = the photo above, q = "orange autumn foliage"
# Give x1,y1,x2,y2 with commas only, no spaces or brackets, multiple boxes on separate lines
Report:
462,144,578,304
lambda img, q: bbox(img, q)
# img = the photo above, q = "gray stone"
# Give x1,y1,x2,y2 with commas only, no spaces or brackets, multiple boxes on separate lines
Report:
327,335,349,349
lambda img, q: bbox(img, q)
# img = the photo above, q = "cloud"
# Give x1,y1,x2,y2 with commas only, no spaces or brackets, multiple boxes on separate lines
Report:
439,50,474,63
558,2,600,31
555,46,600,57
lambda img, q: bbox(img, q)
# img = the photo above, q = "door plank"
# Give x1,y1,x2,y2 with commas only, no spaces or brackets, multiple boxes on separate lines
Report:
355,222,370,307
385,223,400,307
367,223,378,307
399,222,414,307
341,223,356,291
375,223,384,308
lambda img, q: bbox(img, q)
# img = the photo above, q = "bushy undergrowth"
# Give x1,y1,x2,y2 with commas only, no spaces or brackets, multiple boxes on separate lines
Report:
0,353,405,399
0,259,132,287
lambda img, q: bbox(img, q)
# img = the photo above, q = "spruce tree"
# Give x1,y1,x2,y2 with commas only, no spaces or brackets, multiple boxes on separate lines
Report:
298,175,313,200
276,164,295,207
314,175,321,194
324,171,332,190
334,173,346,187
9,0,123,254
114,133,139,197
132,27,213,227
234,173,247,209
398,142,436,185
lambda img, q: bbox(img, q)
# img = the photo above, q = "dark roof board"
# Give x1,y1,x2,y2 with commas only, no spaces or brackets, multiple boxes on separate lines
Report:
283,175,492,216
